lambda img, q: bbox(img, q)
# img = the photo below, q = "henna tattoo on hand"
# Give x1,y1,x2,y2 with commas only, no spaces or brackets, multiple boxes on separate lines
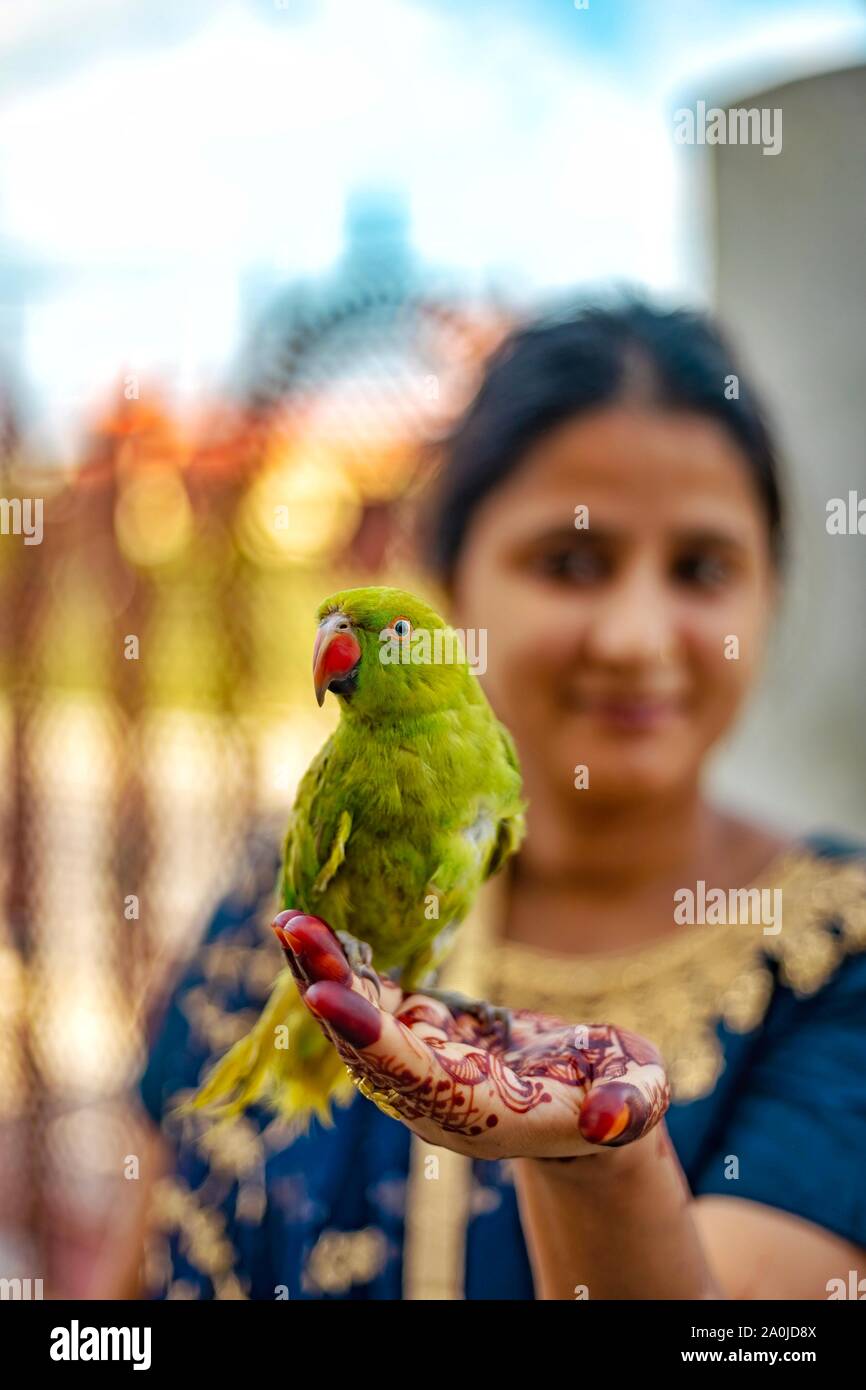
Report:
274,912,670,1155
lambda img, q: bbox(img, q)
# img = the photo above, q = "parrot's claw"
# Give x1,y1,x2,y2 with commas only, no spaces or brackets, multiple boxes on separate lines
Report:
420,987,512,1047
337,931,381,998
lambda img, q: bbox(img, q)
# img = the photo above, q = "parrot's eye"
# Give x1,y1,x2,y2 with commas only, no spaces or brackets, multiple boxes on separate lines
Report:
391,617,412,640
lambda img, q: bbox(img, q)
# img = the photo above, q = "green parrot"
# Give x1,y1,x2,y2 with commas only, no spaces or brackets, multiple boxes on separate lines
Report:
189,585,526,1127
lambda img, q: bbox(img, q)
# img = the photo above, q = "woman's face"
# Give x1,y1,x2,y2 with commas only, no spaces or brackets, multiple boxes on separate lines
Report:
450,406,778,805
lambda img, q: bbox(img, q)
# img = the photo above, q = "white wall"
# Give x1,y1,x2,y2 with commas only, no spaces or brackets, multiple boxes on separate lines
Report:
706,64,866,837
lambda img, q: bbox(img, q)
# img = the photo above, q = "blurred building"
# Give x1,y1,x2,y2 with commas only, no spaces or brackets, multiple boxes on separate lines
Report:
700,63,866,838
234,186,507,569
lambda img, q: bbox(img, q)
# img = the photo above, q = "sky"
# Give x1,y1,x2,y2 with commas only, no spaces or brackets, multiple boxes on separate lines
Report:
0,0,864,457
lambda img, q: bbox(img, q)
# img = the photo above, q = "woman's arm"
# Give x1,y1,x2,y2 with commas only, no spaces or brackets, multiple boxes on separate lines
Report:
513,1128,723,1301
513,1142,866,1301
694,1197,866,1301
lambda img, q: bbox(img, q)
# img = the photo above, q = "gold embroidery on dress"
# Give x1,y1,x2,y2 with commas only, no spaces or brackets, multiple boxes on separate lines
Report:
403,846,866,1300
302,1226,389,1294
149,1175,248,1298
180,985,262,1055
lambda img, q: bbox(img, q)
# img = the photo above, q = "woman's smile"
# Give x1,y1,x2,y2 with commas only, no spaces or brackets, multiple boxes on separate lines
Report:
566,689,689,733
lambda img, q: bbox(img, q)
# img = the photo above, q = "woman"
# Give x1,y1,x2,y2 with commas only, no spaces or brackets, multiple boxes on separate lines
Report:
133,300,866,1300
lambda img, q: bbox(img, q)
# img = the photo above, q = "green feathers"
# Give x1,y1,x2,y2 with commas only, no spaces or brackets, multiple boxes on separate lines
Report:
189,585,526,1126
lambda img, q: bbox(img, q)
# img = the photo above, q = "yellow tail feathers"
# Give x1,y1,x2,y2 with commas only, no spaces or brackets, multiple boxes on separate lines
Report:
179,968,355,1128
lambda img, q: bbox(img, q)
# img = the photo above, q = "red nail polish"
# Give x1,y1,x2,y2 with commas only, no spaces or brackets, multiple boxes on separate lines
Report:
283,916,352,985
273,909,307,931
579,1083,635,1145
305,981,381,1047
272,911,309,952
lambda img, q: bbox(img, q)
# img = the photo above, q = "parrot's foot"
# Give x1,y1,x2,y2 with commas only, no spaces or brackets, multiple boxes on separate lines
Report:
420,987,512,1047
336,931,381,997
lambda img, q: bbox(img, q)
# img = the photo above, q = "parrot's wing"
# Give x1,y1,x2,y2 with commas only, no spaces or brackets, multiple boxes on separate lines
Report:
497,719,521,779
400,803,508,991
410,756,524,988
484,722,527,879
312,808,352,895
281,735,354,911
485,806,525,880
427,719,524,906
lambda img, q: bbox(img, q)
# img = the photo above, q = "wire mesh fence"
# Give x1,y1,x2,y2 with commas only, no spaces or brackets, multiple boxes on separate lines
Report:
0,285,506,1294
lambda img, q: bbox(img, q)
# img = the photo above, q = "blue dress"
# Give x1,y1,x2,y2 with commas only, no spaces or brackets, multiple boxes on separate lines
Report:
138,831,866,1299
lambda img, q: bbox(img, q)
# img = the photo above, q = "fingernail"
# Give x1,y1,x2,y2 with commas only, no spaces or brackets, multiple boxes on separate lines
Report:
274,909,307,929
271,910,307,946
579,1083,639,1146
305,981,381,1047
283,917,352,985
271,912,309,978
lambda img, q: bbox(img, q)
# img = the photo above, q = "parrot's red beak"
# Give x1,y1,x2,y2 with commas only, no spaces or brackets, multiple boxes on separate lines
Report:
313,613,362,706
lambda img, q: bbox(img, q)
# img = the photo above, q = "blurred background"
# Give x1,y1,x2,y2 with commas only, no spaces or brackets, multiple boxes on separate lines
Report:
0,0,864,1297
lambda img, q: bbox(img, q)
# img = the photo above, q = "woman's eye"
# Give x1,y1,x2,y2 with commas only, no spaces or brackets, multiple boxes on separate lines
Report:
537,547,606,584
673,552,731,589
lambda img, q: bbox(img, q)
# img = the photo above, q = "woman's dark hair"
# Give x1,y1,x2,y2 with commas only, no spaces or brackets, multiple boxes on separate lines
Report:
427,296,785,580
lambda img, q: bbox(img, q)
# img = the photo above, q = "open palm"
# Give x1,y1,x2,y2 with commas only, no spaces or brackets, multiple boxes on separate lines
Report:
273,910,670,1161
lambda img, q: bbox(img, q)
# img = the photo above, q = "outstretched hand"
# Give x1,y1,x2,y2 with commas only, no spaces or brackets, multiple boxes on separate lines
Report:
272,910,670,1162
